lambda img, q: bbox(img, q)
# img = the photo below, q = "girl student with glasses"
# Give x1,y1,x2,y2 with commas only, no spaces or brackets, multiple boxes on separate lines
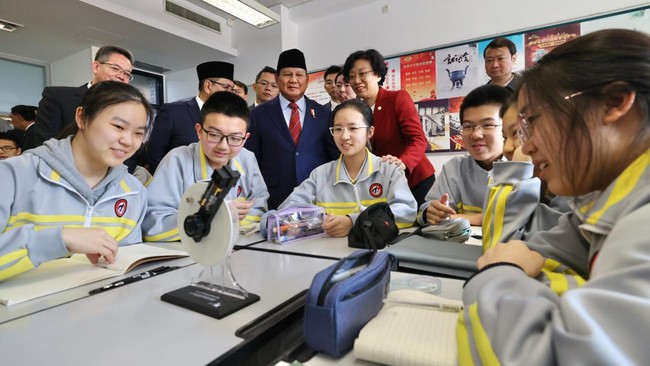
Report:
268,99,417,237
458,29,650,365
418,84,509,227
0,81,151,280
342,49,435,207
481,95,572,251
143,92,269,241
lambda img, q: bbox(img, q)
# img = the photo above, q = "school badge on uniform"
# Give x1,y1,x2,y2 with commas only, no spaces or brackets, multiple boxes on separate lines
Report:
114,199,128,217
369,183,383,197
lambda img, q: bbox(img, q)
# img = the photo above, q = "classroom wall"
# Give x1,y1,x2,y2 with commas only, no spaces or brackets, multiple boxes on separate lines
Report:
50,47,95,87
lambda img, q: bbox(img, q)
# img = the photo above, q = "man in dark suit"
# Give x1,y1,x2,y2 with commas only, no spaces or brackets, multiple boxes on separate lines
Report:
484,37,522,93
146,61,234,173
323,65,342,111
245,49,339,209
249,66,278,110
8,105,37,149
26,45,134,150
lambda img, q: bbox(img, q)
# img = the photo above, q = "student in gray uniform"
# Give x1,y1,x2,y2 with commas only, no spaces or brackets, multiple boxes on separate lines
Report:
458,29,650,365
143,92,269,242
0,81,151,280
482,96,571,251
276,99,417,237
418,84,509,226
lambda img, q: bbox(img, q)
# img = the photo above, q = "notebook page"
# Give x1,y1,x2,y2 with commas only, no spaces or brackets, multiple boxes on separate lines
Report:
354,289,462,366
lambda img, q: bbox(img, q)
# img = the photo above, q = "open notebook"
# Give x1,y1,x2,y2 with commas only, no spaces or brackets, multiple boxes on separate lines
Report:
354,289,463,366
0,244,188,306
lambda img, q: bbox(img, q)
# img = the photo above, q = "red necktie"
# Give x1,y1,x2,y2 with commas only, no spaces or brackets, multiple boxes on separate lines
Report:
289,102,302,145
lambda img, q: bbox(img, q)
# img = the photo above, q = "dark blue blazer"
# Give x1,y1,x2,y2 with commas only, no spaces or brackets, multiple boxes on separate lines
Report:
245,96,339,209
146,97,200,173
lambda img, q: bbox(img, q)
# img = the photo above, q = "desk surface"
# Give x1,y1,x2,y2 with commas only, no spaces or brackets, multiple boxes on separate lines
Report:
0,250,338,365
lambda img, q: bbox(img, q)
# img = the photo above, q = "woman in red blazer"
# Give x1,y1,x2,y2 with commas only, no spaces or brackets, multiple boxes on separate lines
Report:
342,49,435,205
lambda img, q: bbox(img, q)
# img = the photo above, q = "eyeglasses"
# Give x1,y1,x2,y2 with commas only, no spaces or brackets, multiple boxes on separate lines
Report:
0,145,18,152
461,123,502,135
347,70,373,82
517,89,588,143
256,80,278,89
329,126,369,136
208,80,235,92
99,62,134,81
201,127,245,146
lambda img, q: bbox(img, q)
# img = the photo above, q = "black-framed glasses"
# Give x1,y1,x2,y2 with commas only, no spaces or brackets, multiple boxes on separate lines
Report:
461,123,502,135
208,80,235,92
255,80,277,89
201,127,245,146
517,89,589,143
329,126,369,136
99,62,134,81
0,145,18,152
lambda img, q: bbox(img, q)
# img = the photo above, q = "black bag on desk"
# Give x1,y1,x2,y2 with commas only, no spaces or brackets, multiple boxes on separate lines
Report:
348,202,399,250
304,249,394,357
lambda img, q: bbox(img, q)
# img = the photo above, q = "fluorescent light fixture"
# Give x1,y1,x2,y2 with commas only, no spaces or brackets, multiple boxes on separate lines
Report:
0,18,24,33
197,0,280,29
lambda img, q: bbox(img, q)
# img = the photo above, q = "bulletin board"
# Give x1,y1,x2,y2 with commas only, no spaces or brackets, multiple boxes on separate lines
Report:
308,6,650,153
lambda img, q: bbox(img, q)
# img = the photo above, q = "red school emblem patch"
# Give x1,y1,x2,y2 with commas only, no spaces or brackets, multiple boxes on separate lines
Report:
369,183,383,197
114,199,128,217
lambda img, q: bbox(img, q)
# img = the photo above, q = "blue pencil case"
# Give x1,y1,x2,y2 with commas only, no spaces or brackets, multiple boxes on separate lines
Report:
303,250,394,357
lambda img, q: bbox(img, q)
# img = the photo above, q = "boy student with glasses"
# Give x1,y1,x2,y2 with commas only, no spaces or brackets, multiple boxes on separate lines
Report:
418,84,510,226
143,92,269,242
146,61,235,173
0,132,21,160
27,45,134,150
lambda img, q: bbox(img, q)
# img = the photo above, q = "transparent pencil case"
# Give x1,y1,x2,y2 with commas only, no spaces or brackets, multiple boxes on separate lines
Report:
266,205,326,244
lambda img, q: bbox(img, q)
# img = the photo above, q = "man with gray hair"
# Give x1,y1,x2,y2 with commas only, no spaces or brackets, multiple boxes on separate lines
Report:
25,45,135,150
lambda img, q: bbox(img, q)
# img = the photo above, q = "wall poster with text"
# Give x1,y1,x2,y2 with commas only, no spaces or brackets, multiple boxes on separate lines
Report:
435,44,480,99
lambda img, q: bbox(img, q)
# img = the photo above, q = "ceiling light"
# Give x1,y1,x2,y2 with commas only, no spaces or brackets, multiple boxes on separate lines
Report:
0,19,24,33
193,0,280,29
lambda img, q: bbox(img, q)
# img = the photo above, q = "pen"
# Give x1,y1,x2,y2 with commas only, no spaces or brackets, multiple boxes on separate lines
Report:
383,299,464,313
88,266,179,295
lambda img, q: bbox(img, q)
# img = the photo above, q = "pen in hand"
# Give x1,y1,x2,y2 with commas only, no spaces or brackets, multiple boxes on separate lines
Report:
88,266,178,295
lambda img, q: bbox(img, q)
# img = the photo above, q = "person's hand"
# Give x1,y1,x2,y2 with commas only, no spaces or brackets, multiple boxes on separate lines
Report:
477,240,544,277
229,200,254,221
512,146,532,162
381,155,406,170
425,193,456,225
322,214,353,237
62,228,119,264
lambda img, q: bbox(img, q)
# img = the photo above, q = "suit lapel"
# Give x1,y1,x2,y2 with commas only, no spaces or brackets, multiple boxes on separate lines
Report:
188,98,201,125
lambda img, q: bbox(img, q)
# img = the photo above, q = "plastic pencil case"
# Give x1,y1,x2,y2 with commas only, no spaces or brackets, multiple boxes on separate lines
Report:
420,217,471,243
304,249,394,357
266,205,326,244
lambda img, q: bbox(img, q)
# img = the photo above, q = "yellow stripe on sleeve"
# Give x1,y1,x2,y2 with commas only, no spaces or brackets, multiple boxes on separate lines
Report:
469,303,501,366
0,250,35,281
144,227,180,242
457,309,476,366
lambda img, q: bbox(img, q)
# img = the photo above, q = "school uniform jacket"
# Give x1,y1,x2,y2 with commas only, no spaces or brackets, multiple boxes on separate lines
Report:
372,87,435,188
458,148,650,365
146,97,201,173
245,95,339,210
142,143,269,242
417,154,489,226
278,150,417,228
0,137,147,281
482,161,571,250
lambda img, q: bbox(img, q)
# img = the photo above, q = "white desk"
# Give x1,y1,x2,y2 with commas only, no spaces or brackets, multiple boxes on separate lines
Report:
0,250,338,366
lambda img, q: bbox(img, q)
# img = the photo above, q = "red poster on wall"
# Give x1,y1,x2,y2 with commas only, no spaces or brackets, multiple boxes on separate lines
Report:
400,51,436,102
524,24,580,68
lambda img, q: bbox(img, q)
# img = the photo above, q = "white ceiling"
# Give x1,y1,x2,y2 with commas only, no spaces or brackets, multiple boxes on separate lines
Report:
0,0,320,73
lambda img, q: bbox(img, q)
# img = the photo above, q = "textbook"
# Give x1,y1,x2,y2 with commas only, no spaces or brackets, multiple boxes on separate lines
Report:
353,289,463,366
0,244,188,306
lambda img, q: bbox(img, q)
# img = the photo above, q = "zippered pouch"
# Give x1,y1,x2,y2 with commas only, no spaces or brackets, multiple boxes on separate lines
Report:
263,205,326,244
420,217,471,243
303,249,394,357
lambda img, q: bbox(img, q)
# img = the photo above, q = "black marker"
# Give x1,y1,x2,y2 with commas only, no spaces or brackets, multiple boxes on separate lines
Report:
88,266,179,295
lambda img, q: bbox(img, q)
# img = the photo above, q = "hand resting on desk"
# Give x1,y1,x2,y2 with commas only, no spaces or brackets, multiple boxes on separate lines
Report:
321,214,353,237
